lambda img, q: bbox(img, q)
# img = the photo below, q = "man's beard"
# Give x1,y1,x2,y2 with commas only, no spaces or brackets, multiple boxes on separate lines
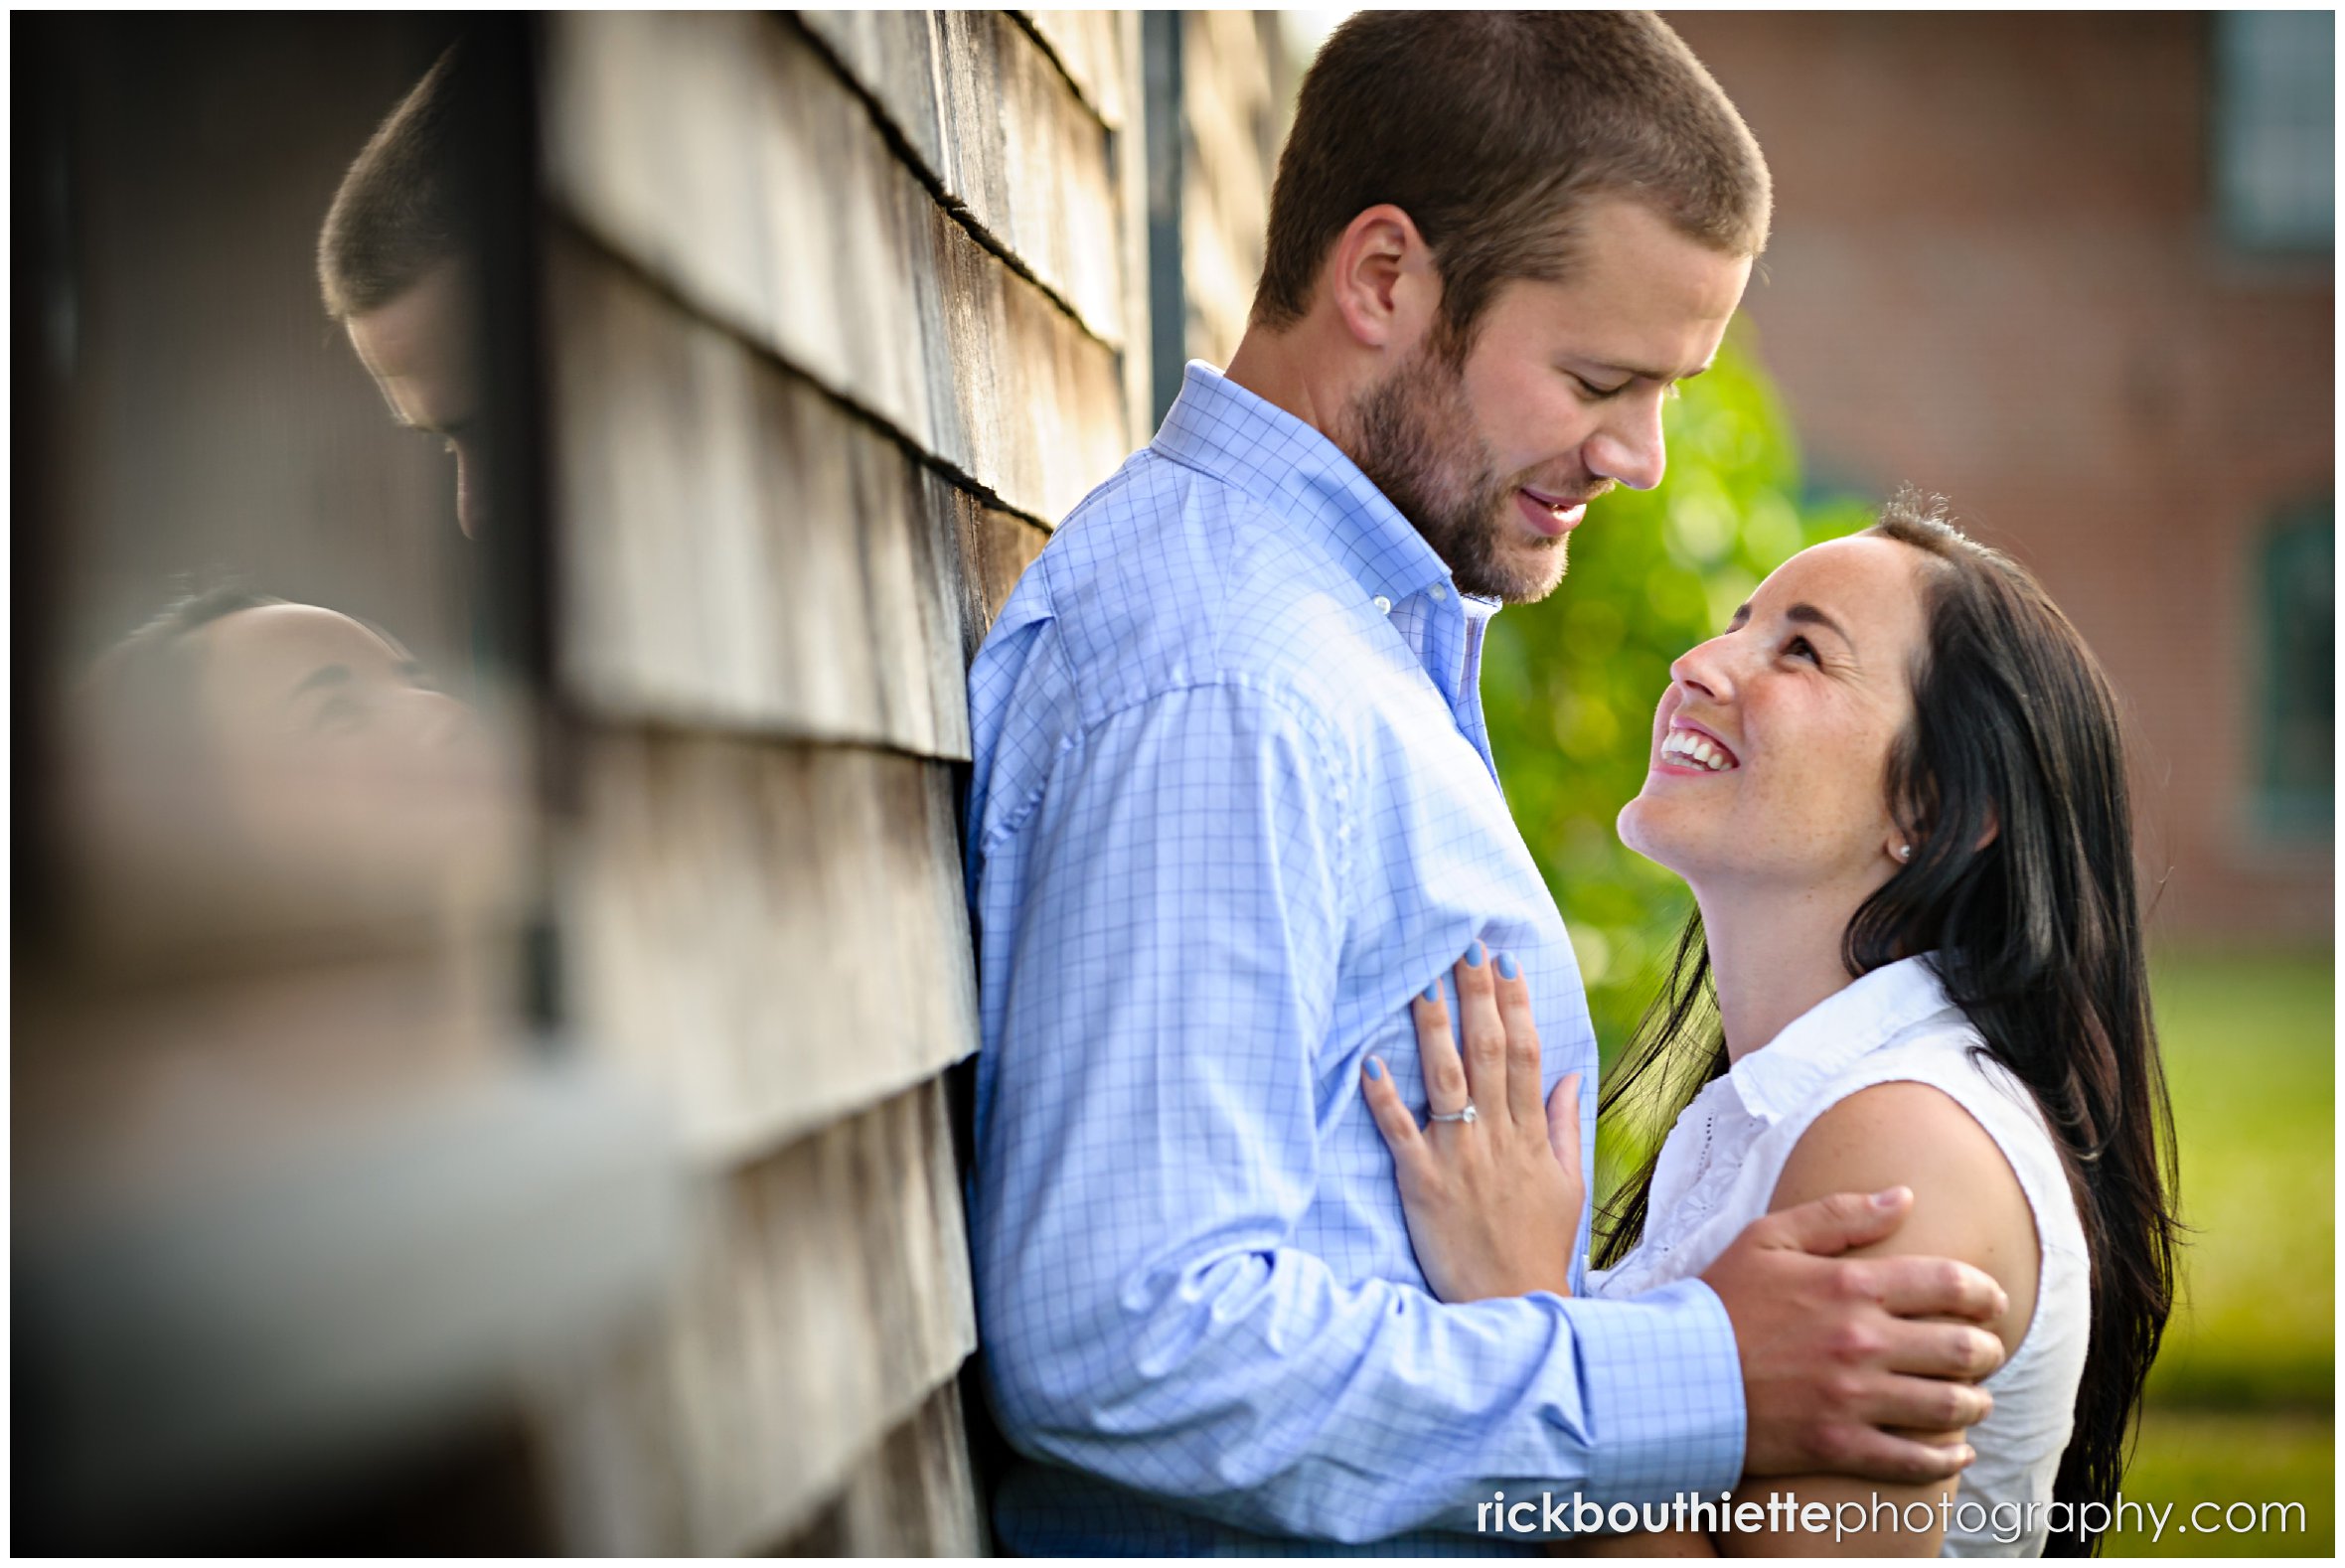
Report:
1336,345,1567,604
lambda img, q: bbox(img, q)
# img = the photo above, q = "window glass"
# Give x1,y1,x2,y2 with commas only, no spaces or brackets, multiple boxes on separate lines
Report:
2214,11,2335,251
2255,506,2335,839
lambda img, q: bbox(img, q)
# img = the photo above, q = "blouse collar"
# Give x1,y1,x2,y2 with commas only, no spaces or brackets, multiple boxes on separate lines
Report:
1725,954,1968,1124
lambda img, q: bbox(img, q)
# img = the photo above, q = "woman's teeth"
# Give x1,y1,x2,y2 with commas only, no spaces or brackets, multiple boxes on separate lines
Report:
1661,729,1737,771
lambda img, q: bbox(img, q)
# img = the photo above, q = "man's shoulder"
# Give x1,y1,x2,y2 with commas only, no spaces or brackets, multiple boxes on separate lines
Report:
1004,449,1387,729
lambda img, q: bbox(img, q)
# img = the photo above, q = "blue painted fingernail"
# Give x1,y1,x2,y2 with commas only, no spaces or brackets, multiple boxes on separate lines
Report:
1463,941,1485,968
1495,951,1519,980
1364,1056,1384,1081
1422,979,1441,1003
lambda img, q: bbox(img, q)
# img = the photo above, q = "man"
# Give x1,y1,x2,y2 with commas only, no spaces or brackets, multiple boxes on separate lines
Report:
965,13,2005,1553
318,44,486,539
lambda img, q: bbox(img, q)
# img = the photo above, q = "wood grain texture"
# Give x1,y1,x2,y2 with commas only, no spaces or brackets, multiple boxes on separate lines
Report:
775,1375,986,1555
531,1078,978,1554
1180,11,1287,371
1022,10,1131,129
969,506,1051,656
548,236,972,757
1106,9,1154,446
567,730,978,1165
799,9,1127,349
543,10,1130,527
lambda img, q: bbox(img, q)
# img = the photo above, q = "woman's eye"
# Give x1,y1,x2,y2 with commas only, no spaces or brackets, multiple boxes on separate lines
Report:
1569,372,1626,399
310,696,365,734
1785,636,1818,664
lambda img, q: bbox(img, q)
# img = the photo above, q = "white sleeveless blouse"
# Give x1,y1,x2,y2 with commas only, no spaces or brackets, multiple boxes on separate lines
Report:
1591,955,2091,1557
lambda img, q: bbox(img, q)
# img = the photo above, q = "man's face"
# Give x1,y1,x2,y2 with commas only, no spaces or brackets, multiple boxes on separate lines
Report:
1337,198,1752,603
345,260,485,537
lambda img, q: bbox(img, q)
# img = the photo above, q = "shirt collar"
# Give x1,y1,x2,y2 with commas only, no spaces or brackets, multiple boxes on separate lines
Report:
1152,361,1456,612
1727,954,1967,1123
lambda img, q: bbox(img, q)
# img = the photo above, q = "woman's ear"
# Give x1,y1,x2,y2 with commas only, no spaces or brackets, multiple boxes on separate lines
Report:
1887,810,1997,865
1324,203,1441,353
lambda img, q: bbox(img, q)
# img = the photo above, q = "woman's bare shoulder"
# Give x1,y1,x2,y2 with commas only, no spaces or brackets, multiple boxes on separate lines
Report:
1769,1079,2042,1355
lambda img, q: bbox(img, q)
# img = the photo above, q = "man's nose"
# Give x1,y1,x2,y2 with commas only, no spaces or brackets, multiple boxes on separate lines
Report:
1584,392,1668,493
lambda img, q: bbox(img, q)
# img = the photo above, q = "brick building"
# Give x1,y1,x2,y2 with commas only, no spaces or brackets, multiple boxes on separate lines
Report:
1665,10,2333,943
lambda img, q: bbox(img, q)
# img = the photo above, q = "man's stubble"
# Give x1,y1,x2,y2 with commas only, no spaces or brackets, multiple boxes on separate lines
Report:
1336,343,1566,604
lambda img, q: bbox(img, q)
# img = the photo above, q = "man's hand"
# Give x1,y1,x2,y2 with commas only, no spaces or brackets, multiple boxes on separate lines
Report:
1702,1187,2008,1484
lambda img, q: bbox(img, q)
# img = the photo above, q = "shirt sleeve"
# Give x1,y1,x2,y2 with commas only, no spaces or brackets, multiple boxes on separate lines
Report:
970,680,1745,1544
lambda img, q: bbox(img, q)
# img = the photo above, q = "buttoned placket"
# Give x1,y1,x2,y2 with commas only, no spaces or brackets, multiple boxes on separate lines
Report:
1383,580,1501,787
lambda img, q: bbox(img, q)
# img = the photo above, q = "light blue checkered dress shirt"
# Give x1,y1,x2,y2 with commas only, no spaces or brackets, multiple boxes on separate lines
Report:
965,363,1745,1554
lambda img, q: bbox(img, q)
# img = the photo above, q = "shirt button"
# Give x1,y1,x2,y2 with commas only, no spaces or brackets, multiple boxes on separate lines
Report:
1430,584,1449,602
1372,595,1391,614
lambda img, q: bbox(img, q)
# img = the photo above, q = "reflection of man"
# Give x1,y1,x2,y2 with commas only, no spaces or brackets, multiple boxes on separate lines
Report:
318,47,484,538
966,13,2001,1553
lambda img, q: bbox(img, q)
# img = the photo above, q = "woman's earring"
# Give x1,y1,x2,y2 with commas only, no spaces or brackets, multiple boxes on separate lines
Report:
1895,843,1914,862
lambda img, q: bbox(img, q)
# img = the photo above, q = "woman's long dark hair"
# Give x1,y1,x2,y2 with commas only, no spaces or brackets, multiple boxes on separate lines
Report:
1592,492,2179,1555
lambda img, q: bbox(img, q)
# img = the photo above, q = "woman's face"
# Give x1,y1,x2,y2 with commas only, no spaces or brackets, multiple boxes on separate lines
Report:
184,603,517,903
1617,535,1932,900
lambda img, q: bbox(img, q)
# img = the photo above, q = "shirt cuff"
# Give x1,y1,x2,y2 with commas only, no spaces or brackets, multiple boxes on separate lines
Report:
1571,1278,1747,1505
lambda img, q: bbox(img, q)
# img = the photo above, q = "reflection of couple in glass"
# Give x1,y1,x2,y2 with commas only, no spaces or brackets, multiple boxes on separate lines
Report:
966,13,2176,1557
70,45,506,964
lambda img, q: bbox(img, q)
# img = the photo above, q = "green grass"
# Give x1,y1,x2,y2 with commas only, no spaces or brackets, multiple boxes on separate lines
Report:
2105,1408,2332,1555
2105,950,2334,1558
2139,951,2333,1408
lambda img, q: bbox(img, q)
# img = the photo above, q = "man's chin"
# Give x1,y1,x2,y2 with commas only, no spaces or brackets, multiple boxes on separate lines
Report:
1466,537,1570,604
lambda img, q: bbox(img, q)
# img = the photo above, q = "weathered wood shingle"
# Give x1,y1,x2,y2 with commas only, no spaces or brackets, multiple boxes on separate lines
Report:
801,10,1128,350
569,730,977,1163
544,10,1128,525
534,1079,977,1553
534,6,1155,1553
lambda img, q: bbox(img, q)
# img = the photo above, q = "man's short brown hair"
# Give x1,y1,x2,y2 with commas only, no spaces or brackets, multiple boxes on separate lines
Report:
1254,12,1770,352
318,44,466,320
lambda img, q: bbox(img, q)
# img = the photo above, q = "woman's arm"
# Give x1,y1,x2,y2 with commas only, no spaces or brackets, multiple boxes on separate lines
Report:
1598,1080,2040,1557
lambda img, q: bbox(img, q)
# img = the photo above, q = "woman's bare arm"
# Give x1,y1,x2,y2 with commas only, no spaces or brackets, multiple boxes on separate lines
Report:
1584,1080,2040,1557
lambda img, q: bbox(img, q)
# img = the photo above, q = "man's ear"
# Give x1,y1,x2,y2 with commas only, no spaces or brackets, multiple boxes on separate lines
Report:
1323,204,1441,354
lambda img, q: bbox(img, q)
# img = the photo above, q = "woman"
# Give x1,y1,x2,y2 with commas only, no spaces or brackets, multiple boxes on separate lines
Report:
1360,496,2177,1555
66,584,521,960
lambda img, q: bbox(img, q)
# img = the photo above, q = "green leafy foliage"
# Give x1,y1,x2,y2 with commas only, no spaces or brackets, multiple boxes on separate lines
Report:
1484,319,1873,1064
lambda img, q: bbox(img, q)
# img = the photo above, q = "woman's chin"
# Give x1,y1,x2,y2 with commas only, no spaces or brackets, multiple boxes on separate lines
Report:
1615,798,1687,873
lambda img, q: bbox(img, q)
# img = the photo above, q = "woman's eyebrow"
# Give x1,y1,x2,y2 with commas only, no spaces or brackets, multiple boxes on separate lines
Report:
1724,601,1855,648
289,664,353,700
1784,602,1855,647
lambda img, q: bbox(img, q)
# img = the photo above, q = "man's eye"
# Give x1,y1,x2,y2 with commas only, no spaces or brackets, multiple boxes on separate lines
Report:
1785,636,1818,664
1569,373,1627,399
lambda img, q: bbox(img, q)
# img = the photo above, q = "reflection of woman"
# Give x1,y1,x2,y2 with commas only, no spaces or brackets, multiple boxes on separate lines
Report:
69,585,516,957
40,586,527,1192
1361,498,2176,1555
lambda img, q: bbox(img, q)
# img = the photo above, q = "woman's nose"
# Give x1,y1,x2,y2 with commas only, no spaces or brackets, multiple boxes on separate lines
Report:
1668,636,1735,703
401,689,484,755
